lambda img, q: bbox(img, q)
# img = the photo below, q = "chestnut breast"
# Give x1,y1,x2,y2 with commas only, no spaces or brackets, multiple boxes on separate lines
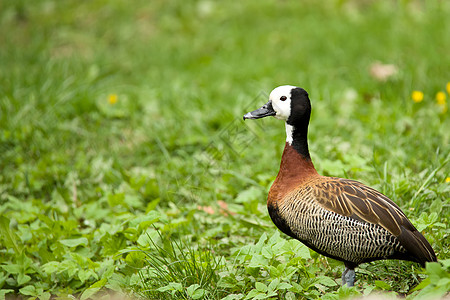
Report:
268,143,319,207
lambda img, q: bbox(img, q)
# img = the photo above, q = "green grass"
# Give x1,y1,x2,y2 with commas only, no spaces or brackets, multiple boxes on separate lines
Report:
0,0,449,299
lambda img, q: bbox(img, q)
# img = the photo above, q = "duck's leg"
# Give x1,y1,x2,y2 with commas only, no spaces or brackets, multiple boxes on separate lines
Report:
341,266,356,287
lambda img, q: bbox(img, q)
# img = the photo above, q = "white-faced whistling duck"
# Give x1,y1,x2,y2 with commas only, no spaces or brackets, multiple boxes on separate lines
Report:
243,85,437,286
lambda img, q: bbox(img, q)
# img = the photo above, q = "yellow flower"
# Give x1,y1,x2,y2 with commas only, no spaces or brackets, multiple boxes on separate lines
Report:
446,177,450,183
436,91,447,105
446,82,450,95
411,90,424,103
108,94,118,105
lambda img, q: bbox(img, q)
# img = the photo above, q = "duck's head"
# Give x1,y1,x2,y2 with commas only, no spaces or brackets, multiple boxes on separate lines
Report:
243,85,312,151
243,85,311,125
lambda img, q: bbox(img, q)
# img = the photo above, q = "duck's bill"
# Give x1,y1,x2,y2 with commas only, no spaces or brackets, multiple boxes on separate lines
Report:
243,101,276,120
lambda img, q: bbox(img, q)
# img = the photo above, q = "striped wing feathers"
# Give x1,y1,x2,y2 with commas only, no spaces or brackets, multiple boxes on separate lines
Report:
313,178,412,236
310,177,437,265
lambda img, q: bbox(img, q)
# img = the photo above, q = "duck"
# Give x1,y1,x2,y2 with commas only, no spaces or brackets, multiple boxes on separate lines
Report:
243,85,437,286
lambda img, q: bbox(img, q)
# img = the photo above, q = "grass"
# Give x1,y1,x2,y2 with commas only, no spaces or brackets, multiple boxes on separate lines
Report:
0,0,449,299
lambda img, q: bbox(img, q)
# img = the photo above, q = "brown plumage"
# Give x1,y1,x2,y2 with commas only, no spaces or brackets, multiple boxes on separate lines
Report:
243,85,437,286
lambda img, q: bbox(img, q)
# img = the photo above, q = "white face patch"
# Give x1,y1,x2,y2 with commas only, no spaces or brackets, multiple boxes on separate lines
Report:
269,85,297,144
269,85,296,121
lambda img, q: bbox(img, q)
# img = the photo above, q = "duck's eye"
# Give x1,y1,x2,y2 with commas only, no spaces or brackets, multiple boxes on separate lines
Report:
280,96,287,101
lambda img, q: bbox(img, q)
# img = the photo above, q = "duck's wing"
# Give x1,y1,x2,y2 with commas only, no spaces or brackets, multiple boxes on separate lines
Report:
313,178,436,266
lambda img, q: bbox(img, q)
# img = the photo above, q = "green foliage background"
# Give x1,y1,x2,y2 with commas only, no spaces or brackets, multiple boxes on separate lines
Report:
0,0,449,299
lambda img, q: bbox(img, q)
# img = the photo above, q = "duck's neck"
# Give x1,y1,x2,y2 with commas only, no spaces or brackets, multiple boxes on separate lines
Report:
278,141,318,182
285,123,311,159
275,123,318,183
268,124,319,204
